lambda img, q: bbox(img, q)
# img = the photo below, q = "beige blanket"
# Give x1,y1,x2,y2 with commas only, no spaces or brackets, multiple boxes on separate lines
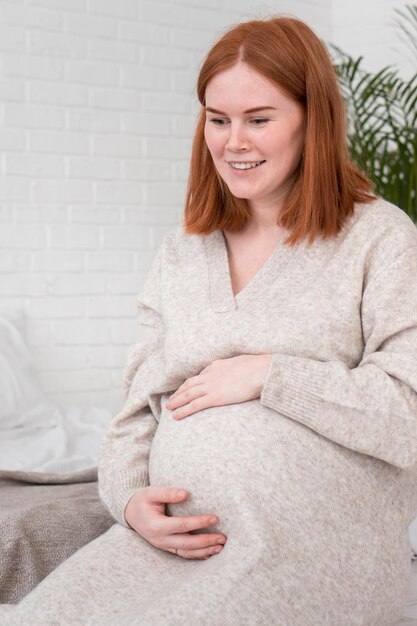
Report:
0,468,114,604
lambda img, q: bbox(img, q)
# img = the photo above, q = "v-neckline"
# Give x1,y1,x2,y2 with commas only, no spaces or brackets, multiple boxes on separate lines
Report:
204,229,299,311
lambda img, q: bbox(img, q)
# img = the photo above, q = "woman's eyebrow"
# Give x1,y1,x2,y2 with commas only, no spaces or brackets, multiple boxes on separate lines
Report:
205,106,277,114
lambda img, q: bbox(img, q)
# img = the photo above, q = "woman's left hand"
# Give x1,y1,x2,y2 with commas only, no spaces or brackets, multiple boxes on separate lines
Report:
166,354,273,420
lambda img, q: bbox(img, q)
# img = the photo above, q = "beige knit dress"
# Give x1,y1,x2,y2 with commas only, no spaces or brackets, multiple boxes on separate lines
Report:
2,197,417,626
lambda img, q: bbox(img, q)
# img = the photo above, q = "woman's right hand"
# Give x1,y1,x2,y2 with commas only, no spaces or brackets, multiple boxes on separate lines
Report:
124,486,227,560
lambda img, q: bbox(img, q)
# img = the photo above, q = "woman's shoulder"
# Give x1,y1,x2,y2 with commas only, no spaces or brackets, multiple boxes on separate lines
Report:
345,197,417,286
351,197,417,246
345,197,417,259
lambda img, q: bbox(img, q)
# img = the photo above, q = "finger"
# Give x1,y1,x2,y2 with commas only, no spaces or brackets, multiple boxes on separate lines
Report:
168,532,226,553
172,396,210,420
167,384,206,410
172,544,225,560
170,376,200,397
144,486,189,504
168,378,204,403
166,514,219,535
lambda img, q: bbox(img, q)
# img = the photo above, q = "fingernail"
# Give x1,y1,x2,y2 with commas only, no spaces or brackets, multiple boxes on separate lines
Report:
214,546,222,553
209,517,218,524
177,490,186,498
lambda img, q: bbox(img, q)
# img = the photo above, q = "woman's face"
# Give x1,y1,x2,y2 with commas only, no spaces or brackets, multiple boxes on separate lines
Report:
204,62,305,213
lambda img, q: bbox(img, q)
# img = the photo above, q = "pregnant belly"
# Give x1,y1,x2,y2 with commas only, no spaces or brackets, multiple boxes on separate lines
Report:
148,396,401,624
148,395,381,543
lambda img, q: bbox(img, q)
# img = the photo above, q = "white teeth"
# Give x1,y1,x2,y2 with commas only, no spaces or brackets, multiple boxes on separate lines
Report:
229,161,264,170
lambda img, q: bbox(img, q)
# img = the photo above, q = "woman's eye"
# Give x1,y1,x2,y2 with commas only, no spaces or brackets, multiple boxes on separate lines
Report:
207,117,268,126
251,118,269,125
209,118,229,126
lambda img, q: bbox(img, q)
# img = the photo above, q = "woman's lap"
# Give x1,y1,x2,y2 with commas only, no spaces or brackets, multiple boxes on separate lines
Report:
2,524,188,626
0,522,289,626
0,517,409,626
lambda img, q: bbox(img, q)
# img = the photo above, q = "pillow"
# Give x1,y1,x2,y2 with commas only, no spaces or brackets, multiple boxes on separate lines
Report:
0,308,60,431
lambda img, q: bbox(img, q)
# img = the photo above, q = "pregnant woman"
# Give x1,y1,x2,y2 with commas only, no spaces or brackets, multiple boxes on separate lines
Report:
2,15,417,626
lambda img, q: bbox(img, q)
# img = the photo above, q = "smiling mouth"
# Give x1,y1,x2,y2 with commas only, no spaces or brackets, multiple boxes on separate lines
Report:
227,160,266,170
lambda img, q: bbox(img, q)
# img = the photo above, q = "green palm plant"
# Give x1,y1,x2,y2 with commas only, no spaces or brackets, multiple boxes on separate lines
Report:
330,4,417,221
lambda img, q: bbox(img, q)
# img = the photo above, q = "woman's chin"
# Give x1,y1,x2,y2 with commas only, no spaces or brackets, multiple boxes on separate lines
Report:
225,183,261,201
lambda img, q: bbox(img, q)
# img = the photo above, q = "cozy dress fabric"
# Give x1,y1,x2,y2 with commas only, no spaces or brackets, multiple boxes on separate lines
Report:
2,197,417,626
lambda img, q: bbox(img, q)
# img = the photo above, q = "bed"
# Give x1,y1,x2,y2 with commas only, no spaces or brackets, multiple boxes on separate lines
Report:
0,309,114,604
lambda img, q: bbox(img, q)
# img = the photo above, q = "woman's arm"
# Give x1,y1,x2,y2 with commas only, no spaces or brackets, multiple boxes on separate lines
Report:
260,246,417,469
98,241,170,526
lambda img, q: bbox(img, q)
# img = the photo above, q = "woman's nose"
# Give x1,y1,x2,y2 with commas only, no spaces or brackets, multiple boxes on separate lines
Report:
225,123,249,152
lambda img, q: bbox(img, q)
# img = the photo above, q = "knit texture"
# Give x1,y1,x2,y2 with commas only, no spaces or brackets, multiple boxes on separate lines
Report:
2,197,417,625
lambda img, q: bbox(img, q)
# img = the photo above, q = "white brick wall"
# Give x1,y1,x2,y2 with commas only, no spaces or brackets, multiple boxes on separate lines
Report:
332,0,414,76
0,0,406,413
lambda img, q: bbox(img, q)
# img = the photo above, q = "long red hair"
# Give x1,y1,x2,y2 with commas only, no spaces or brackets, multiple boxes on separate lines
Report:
183,16,375,245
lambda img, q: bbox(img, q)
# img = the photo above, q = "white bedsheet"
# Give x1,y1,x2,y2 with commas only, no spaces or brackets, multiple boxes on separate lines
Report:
0,406,112,473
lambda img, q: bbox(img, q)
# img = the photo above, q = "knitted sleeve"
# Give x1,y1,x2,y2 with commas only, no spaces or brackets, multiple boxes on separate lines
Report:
98,242,169,525
260,245,417,469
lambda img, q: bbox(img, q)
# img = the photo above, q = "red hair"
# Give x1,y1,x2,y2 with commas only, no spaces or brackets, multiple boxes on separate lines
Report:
183,16,375,245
